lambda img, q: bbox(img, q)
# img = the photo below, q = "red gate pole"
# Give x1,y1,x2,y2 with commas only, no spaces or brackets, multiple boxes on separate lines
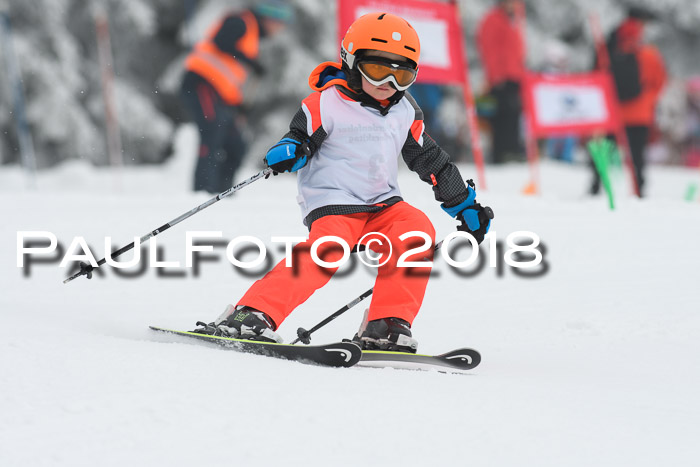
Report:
94,3,124,189
452,0,487,190
516,3,540,195
522,75,540,195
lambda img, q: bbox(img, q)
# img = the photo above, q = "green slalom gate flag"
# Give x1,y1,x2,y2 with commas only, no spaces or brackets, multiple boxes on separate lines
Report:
588,138,616,210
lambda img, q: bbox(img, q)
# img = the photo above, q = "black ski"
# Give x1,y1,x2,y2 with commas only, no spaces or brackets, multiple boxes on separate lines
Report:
149,326,362,368
358,348,481,373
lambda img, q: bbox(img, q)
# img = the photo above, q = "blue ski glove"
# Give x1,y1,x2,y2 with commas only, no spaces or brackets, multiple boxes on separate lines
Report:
264,138,312,173
441,181,494,244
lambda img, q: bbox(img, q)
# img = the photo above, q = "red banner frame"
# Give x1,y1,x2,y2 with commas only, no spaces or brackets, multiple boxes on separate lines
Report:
521,72,620,138
337,0,466,84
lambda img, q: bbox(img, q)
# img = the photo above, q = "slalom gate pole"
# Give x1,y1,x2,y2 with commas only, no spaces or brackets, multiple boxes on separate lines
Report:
94,3,124,188
63,168,273,284
452,0,487,190
588,138,616,210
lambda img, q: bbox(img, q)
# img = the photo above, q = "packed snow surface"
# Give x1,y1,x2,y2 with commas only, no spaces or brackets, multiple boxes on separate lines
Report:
2,133,700,466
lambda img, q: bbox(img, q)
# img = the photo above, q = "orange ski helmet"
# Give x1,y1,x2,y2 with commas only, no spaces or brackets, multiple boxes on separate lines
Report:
341,12,421,71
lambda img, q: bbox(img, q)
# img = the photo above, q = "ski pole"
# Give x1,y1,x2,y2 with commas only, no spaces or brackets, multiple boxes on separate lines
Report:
63,167,273,284
292,204,494,345
292,238,447,345
292,286,375,345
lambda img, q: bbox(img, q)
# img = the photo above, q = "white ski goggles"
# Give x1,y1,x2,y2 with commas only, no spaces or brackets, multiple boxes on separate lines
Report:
357,59,418,92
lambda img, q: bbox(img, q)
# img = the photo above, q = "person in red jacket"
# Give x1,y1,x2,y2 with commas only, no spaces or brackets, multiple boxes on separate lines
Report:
477,0,526,164
592,7,666,197
180,2,291,194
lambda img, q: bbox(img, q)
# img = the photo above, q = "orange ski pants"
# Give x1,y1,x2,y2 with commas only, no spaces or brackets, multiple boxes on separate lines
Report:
237,201,435,329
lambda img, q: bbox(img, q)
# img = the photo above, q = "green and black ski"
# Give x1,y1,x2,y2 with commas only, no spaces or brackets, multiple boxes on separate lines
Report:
149,326,362,368
151,326,480,372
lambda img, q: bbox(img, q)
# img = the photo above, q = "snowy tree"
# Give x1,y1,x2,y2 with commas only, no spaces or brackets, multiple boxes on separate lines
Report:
1,0,698,168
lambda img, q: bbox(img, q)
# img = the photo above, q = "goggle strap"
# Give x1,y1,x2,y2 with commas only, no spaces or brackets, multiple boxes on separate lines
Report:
341,43,356,69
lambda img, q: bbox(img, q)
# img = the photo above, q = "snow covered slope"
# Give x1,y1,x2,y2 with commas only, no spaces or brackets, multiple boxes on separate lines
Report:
2,131,700,466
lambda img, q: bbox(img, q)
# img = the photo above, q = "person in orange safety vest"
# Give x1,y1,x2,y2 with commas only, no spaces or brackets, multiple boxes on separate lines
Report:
180,2,291,194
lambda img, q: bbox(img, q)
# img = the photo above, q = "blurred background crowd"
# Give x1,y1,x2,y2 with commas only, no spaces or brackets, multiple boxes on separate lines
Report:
1,0,700,195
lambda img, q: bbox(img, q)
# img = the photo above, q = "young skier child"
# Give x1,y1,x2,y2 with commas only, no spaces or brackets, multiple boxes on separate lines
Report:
194,12,492,352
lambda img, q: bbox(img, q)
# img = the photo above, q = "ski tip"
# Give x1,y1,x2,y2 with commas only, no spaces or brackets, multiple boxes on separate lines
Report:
438,348,481,370
358,347,482,372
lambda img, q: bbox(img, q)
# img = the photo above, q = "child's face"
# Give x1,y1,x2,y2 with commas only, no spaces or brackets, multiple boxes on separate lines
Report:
359,50,409,101
361,75,398,101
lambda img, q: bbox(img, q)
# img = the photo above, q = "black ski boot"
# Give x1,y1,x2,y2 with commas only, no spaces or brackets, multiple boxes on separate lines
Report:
191,305,282,343
353,312,418,353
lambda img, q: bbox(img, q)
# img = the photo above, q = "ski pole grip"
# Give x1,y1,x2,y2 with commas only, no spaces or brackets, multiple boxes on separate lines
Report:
79,261,94,279
296,327,312,345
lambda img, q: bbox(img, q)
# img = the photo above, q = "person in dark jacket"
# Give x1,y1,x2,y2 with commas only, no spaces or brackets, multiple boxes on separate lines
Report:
591,7,666,197
180,2,291,194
